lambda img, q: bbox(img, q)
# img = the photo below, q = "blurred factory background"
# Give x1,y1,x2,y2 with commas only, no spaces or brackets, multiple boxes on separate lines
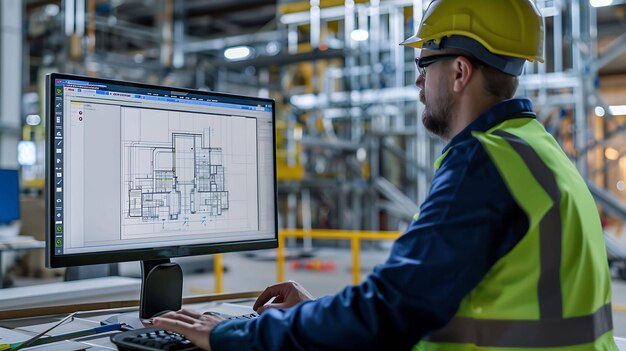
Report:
2,0,626,333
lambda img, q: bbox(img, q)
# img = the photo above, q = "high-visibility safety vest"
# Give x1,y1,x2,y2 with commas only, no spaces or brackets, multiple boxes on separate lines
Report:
414,117,617,350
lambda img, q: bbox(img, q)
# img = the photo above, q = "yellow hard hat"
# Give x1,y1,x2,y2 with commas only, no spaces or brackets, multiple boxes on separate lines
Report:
401,0,544,75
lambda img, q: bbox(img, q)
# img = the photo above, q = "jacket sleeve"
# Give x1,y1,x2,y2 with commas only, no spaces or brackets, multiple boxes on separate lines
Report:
210,142,529,351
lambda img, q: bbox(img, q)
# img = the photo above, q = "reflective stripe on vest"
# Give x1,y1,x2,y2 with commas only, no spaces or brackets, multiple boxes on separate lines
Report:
426,303,612,348
495,130,563,319
423,129,613,348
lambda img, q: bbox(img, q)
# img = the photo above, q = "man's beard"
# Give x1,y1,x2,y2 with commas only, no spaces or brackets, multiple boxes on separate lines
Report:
420,86,454,139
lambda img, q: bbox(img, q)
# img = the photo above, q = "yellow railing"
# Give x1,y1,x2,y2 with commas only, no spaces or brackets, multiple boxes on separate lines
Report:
208,229,400,294
214,253,223,293
277,229,402,285
189,254,224,295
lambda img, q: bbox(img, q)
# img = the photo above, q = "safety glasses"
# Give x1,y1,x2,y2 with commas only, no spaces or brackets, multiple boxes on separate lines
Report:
415,54,463,78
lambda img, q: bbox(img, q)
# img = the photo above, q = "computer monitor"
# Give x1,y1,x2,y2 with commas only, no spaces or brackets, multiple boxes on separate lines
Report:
0,169,20,225
45,73,277,318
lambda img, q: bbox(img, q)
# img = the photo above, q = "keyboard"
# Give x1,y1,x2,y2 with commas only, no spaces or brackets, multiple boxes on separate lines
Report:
111,328,199,351
110,313,259,350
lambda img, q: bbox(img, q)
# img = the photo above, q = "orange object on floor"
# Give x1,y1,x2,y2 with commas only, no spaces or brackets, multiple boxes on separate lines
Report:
291,259,336,271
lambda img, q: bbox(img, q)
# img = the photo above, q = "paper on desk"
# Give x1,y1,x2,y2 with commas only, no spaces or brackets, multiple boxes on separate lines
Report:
14,319,100,351
0,326,30,344
201,302,255,317
16,318,99,335
24,340,89,350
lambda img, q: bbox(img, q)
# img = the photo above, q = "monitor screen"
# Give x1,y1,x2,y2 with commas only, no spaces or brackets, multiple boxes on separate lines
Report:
0,169,20,225
46,73,277,268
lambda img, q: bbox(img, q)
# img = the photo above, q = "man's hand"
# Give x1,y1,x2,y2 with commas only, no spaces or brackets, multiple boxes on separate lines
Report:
253,280,315,314
152,309,224,351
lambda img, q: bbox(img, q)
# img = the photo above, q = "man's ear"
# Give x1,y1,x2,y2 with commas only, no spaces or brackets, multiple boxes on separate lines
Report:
452,56,474,93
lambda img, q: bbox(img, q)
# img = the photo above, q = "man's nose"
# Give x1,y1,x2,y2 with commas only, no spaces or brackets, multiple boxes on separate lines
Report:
415,75,425,88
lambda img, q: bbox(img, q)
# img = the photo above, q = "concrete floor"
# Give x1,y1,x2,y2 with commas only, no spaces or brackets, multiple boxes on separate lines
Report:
9,247,626,337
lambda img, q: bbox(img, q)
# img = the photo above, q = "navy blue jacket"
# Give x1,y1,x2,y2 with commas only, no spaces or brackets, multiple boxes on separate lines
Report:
210,99,535,350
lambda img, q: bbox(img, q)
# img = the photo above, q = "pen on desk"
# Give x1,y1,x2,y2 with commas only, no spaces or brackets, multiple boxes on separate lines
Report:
1,323,125,351
4,311,77,351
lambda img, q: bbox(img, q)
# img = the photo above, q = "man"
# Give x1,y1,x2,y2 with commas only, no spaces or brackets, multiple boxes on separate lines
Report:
154,0,617,349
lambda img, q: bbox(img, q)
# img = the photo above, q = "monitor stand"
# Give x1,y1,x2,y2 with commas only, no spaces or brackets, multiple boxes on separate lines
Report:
103,259,183,329
140,259,183,318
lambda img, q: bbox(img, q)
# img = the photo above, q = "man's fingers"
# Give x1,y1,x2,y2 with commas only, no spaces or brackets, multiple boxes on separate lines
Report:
159,312,198,325
151,309,214,350
200,311,225,322
256,302,290,314
177,308,203,319
253,285,284,310
152,317,191,336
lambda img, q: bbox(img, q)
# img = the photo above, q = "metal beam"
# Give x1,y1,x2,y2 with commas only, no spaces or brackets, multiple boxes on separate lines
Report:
290,86,419,110
373,176,420,220
588,182,626,221
0,0,22,168
183,30,283,53
592,32,626,75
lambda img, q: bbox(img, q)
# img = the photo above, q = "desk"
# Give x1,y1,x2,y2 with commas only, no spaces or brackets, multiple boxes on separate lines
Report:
0,237,45,288
0,291,260,350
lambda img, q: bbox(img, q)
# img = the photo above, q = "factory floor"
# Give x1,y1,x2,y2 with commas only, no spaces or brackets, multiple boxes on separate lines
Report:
9,247,626,337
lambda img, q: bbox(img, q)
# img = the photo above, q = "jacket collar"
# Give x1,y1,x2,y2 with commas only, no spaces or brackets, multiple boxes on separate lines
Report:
442,98,536,154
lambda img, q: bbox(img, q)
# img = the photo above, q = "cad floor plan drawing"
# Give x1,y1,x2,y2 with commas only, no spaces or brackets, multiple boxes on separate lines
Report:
127,131,228,221
120,107,259,238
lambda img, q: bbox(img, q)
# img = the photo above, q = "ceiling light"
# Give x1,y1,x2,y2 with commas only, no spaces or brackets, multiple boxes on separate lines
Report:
224,46,251,61
18,141,36,166
266,41,280,56
605,147,620,160
350,29,369,42
26,114,41,126
590,0,613,7
595,106,605,117
609,105,626,116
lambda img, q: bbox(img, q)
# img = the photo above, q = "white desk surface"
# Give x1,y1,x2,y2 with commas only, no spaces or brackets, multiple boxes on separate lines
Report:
0,292,259,350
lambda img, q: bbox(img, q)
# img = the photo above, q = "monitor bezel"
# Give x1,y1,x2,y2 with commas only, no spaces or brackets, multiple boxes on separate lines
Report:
45,73,278,268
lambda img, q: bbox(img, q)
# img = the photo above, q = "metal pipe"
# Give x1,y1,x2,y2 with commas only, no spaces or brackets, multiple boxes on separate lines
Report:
160,0,173,68
310,0,320,49
553,0,563,72
75,0,85,36
370,0,381,90
173,0,185,69
302,189,313,252
87,0,95,56
65,0,75,36
288,25,298,54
